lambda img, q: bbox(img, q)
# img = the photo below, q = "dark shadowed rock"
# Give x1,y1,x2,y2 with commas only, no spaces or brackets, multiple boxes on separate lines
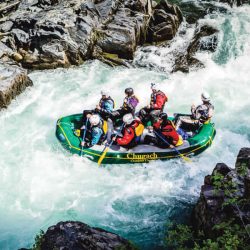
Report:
0,58,33,109
40,221,136,250
192,148,250,238
147,0,183,43
173,24,219,73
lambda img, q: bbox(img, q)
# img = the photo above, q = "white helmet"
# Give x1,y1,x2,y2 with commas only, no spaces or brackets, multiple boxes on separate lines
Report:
101,90,109,97
151,82,159,90
201,92,210,102
123,113,134,125
89,114,100,126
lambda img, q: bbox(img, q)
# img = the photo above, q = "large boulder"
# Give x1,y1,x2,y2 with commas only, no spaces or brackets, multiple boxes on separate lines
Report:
0,0,184,69
192,148,250,237
39,221,136,250
147,0,183,43
0,58,33,109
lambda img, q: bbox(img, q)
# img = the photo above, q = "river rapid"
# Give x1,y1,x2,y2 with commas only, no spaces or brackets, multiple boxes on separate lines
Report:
1,2,250,249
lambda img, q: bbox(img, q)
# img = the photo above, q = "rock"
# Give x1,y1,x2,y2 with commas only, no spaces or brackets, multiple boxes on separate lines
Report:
0,21,13,33
147,0,183,43
0,59,33,109
1,0,183,70
192,148,250,238
172,24,219,73
40,221,136,250
212,163,232,176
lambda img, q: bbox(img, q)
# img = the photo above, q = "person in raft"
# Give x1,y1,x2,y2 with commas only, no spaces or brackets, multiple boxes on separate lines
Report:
95,90,115,120
82,90,114,121
175,92,214,131
139,82,168,124
112,113,144,148
144,113,183,148
110,88,139,121
80,114,104,148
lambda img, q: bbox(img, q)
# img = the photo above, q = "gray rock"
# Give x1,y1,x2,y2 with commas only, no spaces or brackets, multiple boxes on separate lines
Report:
0,59,33,109
40,221,136,250
192,148,250,238
173,24,219,73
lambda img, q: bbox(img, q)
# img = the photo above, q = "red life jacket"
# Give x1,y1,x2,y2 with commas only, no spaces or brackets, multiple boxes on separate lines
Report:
116,120,140,146
151,90,168,110
153,120,179,145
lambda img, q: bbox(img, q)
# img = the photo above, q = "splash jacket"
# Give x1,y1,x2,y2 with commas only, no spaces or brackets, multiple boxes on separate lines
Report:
116,120,141,146
99,97,114,114
150,90,168,110
153,120,182,146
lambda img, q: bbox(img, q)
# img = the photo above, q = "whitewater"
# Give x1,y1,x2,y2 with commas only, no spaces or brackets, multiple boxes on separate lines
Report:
1,2,250,249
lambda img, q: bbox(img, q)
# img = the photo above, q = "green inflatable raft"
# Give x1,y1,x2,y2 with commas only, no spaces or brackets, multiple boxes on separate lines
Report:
56,114,216,164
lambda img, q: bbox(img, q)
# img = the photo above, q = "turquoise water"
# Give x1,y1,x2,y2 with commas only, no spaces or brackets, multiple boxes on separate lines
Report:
1,2,250,250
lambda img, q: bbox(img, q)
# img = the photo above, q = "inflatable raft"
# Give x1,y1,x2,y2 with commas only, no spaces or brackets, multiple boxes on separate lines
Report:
56,114,216,164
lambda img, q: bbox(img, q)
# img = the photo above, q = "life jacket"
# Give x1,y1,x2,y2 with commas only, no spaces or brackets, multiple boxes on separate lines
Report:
99,97,115,111
131,119,144,144
193,103,214,123
150,90,168,111
117,120,144,146
155,120,183,146
95,119,109,143
123,95,139,111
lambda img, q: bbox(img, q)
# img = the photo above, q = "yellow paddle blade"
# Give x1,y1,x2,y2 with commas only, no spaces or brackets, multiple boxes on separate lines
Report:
180,154,192,162
98,147,109,166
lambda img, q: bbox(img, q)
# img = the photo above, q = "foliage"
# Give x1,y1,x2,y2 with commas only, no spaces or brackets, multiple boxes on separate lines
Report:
165,221,250,250
115,241,139,250
32,230,45,250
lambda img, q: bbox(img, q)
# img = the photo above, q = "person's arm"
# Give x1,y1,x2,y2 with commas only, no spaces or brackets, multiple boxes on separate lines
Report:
208,105,214,118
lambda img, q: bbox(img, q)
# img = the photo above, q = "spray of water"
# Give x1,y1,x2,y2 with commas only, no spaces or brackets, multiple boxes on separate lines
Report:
0,3,250,250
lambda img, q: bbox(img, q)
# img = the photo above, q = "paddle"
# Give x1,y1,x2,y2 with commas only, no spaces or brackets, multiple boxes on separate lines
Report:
98,123,124,166
153,130,191,162
80,118,89,156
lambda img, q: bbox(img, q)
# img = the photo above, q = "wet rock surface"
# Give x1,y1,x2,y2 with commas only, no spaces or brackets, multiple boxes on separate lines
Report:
40,221,136,250
0,0,183,69
173,24,219,73
0,58,33,109
192,148,250,237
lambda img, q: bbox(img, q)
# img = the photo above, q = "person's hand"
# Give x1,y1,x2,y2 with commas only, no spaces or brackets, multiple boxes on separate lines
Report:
112,136,116,141
81,141,85,146
147,104,151,109
96,105,101,110
191,104,196,109
148,126,153,130
169,144,174,148
86,114,91,118
80,125,86,130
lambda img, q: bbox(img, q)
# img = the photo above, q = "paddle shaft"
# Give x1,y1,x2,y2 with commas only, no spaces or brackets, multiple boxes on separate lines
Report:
80,118,89,156
98,123,124,166
154,130,191,162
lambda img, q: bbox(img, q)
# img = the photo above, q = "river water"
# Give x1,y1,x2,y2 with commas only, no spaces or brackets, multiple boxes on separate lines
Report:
1,2,250,250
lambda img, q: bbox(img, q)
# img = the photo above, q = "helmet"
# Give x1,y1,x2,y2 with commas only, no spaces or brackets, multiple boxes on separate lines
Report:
151,82,159,90
122,113,134,125
159,112,168,120
101,90,109,97
201,92,210,102
89,114,100,126
125,87,134,96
